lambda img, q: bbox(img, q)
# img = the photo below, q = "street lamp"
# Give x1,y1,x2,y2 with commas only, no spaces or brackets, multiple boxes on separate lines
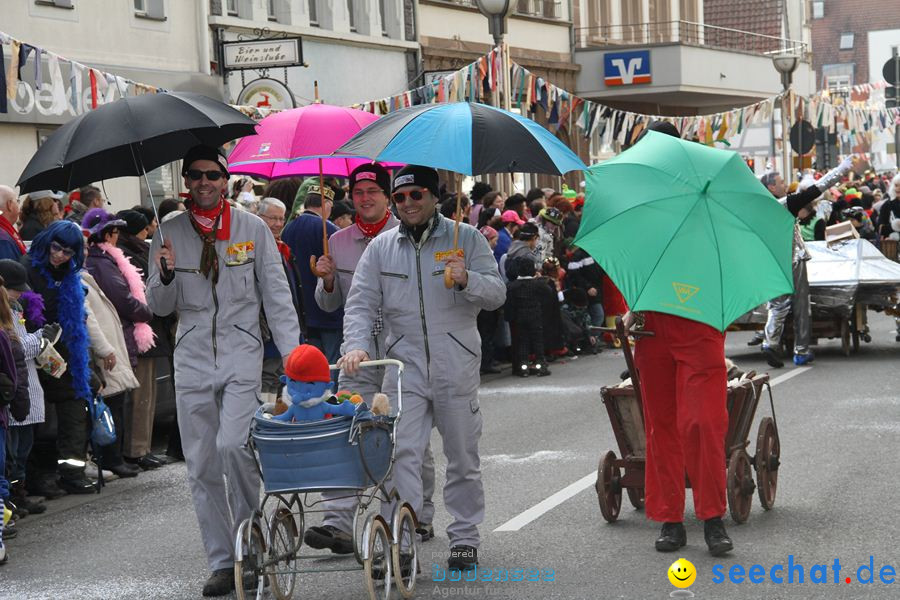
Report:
772,52,799,185
475,0,513,193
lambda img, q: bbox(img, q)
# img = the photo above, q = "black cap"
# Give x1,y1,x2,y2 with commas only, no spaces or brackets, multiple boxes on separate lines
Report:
181,145,229,177
392,165,440,198
0,259,30,292
349,163,391,196
116,210,149,236
516,222,539,240
329,201,355,223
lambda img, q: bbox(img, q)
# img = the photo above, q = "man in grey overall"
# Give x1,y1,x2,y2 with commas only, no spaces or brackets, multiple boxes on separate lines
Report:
147,145,301,597
340,165,506,572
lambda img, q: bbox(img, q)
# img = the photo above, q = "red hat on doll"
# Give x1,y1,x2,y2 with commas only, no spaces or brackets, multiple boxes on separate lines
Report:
284,344,331,382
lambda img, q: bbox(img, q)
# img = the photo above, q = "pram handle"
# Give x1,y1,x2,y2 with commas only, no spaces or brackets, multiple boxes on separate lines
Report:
329,359,405,419
591,326,655,338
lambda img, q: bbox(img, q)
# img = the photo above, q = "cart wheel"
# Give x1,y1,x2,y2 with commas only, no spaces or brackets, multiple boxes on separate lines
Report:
363,515,393,600
755,417,780,510
840,319,851,356
726,450,755,524
626,487,645,510
595,450,622,523
353,504,367,564
234,518,266,600
391,504,419,598
267,507,299,600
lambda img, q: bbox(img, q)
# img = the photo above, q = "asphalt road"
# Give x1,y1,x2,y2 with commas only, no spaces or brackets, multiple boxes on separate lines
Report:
5,313,900,600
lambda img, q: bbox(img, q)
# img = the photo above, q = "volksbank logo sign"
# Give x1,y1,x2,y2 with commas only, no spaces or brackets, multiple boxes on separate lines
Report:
603,50,652,86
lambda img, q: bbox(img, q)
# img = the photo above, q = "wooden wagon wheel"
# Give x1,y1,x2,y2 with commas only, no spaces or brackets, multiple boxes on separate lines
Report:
840,319,851,357
726,450,755,524
626,487,645,510
755,417,780,510
595,450,622,523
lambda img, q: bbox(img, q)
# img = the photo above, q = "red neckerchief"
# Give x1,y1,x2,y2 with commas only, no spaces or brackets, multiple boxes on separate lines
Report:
356,211,391,239
276,239,292,261
0,215,26,254
188,198,231,240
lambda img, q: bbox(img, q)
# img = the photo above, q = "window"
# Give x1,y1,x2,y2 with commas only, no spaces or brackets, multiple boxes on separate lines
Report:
134,0,145,12
649,0,671,42
587,0,610,44
379,0,387,35
134,0,165,20
812,1,823,19
839,32,854,50
226,0,238,16
347,0,356,31
35,0,74,7
622,0,642,42
308,0,318,25
268,0,277,21
679,0,698,23
515,1,561,18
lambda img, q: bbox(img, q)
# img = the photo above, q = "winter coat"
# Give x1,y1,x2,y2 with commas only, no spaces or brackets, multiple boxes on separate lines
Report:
567,249,604,306
18,216,44,242
8,337,30,422
281,210,341,330
500,240,541,281
0,329,16,429
117,233,173,359
504,276,556,326
85,245,153,367
81,272,140,397
117,232,150,277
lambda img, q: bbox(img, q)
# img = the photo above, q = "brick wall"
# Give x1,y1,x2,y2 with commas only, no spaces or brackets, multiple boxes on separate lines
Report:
811,0,900,86
704,0,783,38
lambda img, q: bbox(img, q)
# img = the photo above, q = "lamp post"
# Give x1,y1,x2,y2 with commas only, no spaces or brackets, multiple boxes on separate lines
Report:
475,0,513,194
773,52,799,185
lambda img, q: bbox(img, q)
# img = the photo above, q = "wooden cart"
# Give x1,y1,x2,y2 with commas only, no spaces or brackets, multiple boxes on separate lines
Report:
595,319,781,524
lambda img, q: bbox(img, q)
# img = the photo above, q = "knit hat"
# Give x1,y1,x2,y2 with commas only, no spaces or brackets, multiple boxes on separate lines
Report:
284,344,331,383
392,165,440,198
181,145,229,177
0,259,30,292
479,225,498,241
116,210,149,236
349,163,391,196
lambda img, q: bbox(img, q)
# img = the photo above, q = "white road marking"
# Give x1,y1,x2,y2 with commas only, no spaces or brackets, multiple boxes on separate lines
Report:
493,367,811,532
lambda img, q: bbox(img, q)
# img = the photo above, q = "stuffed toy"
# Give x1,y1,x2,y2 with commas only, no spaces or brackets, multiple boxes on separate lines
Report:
273,344,359,423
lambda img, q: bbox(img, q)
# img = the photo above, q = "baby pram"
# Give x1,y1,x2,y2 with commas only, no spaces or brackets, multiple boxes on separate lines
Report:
234,359,417,600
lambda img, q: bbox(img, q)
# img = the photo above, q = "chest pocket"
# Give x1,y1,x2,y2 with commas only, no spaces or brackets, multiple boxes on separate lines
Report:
430,263,459,308
380,271,409,308
177,269,210,310
223,260,256,304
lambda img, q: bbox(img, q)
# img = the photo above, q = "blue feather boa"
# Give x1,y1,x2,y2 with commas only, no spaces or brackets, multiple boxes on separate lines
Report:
36,261,92,401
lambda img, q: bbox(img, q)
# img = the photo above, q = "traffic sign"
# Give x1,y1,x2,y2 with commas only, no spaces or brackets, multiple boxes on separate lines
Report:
790,120,815,155
883,56,900,85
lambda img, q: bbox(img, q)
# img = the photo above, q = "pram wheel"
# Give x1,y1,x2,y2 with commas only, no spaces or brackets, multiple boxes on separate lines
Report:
626,487,645,510
267,506,300,600
595,450,622,523
726,450,754,524
391,503,419,598
754,417,780,510
234,517,266,600
363,514,394,600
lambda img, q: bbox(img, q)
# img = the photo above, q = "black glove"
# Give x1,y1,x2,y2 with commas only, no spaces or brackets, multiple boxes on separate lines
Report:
42,322,62,346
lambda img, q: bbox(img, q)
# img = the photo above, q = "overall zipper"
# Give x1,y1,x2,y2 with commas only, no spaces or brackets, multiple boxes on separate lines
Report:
414,245,431,377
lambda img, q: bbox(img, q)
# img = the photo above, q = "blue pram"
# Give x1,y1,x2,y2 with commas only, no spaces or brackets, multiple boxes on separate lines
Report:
234,360,418,600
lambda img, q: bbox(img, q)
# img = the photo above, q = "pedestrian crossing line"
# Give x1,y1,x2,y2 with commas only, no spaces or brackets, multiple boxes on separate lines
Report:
492,366,811,532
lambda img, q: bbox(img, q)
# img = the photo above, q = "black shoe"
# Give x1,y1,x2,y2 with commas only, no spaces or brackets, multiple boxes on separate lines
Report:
655,522,686,552
57,475,98,495
480,366,502,375
514,365,530,377
7,500,27,520
531,364,551,377
201,567,234,597
107,462,141,478
447,545,478,571
26,476,67,500
416,522,434,541
303,525,354,555
747,335,764,346
125,454,164,470
3,522,17,540
704,518,734,556
761,346,784,369
11,483,47,515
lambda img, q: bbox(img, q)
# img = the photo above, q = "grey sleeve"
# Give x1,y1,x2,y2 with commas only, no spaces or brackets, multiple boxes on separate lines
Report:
459,227,507,311
146,230,177,317
256,223,302,357
341,243,383,355
314,272,346,313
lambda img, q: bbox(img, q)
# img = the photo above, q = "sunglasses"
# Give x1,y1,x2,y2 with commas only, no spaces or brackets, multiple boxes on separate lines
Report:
391,189,427,204
186,169,225,182
50,241,75,258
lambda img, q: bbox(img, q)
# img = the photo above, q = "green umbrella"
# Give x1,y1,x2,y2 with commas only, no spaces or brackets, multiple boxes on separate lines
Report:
573,130,795,331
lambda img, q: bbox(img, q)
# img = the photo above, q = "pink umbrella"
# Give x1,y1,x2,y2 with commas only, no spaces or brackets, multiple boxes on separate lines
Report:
227,103,392,179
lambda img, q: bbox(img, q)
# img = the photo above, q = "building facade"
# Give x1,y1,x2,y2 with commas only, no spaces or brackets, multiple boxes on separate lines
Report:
0,0,220,210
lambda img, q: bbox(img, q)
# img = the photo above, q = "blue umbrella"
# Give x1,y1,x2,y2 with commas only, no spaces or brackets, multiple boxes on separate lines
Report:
334,101,586,176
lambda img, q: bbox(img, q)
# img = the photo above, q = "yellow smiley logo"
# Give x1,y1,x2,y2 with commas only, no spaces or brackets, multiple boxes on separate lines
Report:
668,558,696,588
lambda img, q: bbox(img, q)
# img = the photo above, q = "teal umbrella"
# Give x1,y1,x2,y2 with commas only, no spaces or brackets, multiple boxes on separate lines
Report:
574,130,795,331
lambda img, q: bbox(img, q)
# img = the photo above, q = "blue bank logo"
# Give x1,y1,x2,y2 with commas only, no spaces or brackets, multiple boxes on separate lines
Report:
604,50,652,86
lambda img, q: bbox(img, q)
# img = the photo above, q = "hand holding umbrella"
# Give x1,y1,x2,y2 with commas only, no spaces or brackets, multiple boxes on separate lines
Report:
444,173,464,288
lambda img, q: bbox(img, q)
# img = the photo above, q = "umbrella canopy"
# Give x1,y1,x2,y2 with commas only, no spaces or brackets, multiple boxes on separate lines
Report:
228,103,398,178
574,130,795,331
17,91,257,193
334,101,586,176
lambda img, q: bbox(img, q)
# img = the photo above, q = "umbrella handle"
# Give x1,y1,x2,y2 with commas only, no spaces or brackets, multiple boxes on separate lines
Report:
310,255,325,278
444,175,464,289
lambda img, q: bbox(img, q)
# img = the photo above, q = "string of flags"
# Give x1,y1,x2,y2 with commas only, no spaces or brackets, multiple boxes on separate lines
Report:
3,27,898,152
0,29,163,116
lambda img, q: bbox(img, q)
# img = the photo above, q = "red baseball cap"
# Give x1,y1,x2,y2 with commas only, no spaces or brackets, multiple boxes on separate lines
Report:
501,210,525,225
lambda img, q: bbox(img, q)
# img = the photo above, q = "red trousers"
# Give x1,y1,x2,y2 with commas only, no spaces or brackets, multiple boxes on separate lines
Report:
634,311,728,522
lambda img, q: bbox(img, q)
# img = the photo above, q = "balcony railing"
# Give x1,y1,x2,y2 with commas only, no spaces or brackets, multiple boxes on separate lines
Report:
576,20,807,56
432,0,563,20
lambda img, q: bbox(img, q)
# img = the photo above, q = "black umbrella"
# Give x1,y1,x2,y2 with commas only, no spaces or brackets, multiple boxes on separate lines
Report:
17,92,257,241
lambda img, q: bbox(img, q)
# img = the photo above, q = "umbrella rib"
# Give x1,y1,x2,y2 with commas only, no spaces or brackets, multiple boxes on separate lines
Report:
702,197,726,328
